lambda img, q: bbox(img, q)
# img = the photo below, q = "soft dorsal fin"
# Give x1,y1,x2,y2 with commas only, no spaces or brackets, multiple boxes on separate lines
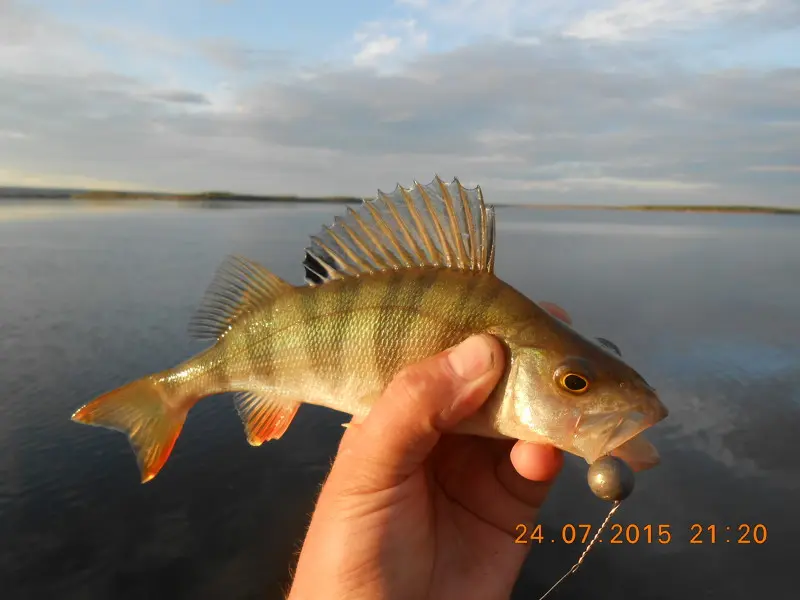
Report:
188,254,293,340
303,175,496,285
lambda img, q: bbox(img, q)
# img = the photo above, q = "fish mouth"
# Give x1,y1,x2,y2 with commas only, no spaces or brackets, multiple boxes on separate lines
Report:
575,402,668,469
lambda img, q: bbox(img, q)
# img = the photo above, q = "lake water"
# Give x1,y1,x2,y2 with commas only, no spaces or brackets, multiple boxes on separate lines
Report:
1,200,798,599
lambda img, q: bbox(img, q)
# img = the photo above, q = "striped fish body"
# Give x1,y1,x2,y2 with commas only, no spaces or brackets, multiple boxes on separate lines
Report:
71,176,668,483
208,268,536,424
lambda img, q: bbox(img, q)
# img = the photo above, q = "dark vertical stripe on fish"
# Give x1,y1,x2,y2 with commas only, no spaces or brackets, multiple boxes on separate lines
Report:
298,286,326,378
256,320,275,379
451,272,482,331
373,271,406,385
393,270,438,368
329,279,360,376
487,286,518,322
214,335,234,392
472,275,505,329
431,270,461,351
242,317,269,380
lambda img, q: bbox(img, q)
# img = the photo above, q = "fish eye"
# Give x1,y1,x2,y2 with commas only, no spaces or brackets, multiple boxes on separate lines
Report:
559,373,590,394
554,359,593,395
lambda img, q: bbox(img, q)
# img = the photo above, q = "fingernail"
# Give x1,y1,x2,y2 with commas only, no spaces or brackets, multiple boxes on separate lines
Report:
448,335,495,380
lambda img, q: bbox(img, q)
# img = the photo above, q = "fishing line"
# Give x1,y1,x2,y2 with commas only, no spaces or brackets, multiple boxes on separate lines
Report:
536,455,634,599
536,500,622,600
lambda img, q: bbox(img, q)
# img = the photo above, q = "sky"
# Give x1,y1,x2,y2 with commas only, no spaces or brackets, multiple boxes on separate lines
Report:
0,0,798,205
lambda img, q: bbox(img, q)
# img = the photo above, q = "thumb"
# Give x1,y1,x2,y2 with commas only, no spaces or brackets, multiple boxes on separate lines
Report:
334,334,506,491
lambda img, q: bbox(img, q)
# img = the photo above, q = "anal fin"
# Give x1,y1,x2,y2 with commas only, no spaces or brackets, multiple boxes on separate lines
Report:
233,391,300,446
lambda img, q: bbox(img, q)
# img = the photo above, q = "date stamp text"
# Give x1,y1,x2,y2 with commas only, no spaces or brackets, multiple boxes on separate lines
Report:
513,523,768,545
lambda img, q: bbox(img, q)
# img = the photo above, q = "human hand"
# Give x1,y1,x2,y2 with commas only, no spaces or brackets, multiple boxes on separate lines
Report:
287,303,572,600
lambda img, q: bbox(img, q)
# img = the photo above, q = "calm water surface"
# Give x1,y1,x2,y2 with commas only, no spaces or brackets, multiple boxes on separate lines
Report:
1,200,798,599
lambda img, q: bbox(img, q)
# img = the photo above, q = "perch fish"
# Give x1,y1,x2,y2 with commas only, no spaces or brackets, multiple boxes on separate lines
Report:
71,176,668,483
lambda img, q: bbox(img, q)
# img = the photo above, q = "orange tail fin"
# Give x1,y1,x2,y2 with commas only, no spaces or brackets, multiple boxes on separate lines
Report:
71,377,187,483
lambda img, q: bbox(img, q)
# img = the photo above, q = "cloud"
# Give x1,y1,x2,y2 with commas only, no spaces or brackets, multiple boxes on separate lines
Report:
0,1,102,76
354,33,401,66
747,165,800,172
396,0,800,45
487,176,715,194
565,0,773,40
396,0,429,8
0,167,153,192
150,90,211,105
394,0,533,39
352,19,429,69
199,38,293,74
0,0,797,206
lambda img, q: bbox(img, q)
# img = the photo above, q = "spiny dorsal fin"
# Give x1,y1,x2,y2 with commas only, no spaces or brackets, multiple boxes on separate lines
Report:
303,175,496,285
188,255,292,340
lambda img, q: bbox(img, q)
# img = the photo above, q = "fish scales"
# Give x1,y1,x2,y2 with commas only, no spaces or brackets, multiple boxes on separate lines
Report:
212,269,529,417
71,176,669,483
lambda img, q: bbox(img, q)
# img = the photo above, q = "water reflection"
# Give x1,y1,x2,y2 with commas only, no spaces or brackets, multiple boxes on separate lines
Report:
0,203,797,599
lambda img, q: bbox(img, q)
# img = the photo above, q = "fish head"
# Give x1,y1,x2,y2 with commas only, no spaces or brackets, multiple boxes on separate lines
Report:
494,316,668,471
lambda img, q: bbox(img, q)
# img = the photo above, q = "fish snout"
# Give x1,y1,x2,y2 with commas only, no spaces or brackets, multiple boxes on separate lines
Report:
641,392,669,426
624,374,668,426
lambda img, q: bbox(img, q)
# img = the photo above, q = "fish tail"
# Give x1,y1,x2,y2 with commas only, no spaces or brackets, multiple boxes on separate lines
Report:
71,375,190,483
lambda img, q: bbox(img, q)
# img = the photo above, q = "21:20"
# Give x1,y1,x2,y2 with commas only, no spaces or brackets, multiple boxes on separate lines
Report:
689,524,768,544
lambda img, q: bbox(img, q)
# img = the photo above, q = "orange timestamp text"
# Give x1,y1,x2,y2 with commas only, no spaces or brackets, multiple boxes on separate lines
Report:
513,523,768,545
689,523,768,544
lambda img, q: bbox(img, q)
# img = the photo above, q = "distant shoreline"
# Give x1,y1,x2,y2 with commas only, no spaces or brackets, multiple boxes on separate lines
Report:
69,190,363,204
503,203,800,215
0,188,797,214
70,191,800,214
